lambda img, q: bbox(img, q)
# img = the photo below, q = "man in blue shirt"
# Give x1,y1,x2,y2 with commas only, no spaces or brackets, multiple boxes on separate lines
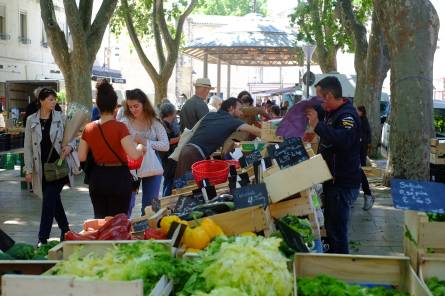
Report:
305,76,361,254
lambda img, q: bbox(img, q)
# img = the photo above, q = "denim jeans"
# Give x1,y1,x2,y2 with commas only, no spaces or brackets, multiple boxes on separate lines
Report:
162,177,174,197
323,185,359,254
38,179,69,243
140,175,163,215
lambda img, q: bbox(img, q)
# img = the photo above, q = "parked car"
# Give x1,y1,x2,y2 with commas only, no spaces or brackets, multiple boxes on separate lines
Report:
381,100,445,154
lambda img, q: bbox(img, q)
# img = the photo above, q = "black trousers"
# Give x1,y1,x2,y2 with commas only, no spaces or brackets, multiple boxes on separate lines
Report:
39,178,69,243
360,145,371,195
88,165,132,218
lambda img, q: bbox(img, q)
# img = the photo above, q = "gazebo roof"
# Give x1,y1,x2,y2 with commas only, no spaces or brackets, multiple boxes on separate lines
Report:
183,14,304,66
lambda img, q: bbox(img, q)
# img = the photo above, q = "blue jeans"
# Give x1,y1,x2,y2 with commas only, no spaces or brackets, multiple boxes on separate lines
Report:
162,177,174,197
140,175,163,215
323,185,359,254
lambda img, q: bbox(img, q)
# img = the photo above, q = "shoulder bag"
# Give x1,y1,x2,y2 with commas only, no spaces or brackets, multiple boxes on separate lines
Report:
43,129,69,182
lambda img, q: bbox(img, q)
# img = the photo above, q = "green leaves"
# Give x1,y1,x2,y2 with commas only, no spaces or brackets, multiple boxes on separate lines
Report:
195,0,268,16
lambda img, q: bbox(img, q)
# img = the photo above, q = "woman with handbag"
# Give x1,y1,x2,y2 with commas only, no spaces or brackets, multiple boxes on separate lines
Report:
121,89,169,216
24,88,75,245
78,80,146,219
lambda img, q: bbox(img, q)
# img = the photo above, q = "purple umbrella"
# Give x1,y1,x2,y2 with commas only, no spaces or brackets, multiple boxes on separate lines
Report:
276,96,324,138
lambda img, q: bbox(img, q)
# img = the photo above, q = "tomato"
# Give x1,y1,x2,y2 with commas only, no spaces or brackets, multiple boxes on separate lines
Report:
144,228,167,240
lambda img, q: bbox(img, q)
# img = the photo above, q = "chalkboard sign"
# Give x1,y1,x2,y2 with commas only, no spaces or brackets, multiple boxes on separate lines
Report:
233,183,269,209
131,219,149,233
239,149,263,168
391,178,445,213
267,137,309,169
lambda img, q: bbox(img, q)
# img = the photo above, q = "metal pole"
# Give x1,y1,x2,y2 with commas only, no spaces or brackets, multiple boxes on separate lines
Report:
306,59,310,98
217,57,221,97
227,64,231,98
203,53,208,78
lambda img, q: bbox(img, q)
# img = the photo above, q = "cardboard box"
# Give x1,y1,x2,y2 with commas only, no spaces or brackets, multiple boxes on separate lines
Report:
264,155,332,203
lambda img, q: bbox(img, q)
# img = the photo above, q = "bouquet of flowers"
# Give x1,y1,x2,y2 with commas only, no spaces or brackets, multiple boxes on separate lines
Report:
62,102,90,146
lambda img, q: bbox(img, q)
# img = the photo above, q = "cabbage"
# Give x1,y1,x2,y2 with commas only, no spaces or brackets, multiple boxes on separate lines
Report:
180,236,293,296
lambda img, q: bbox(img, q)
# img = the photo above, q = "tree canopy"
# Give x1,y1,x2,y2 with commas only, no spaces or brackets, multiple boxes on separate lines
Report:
195,0,267,16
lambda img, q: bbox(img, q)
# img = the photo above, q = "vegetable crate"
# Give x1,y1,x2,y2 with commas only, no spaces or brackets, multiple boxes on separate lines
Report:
0,260,58,275
47,240,172,260
194,205,274,236
294,253,430,296
1,274,172,296
404,211,445,272
418,255,445,296
268,189,321,239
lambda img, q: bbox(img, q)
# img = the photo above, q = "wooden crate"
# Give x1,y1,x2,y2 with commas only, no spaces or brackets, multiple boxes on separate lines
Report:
0,260,58,275
261,128,284,143
264,155,332,203
419,255,445,296
268,189,321,239
1,274,173,296
48,240,172,260
294,253,430,296
431,138,445,154
404,211,445,272
430,152,445,165
195,205,273,236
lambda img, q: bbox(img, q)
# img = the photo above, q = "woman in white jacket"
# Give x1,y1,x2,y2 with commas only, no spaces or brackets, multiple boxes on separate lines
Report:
23,88,75,244
121,89,169,216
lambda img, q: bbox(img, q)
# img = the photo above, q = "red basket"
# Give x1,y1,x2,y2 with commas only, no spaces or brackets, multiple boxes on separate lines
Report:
127,156,143,170
225,160,240,170
191,160,229,186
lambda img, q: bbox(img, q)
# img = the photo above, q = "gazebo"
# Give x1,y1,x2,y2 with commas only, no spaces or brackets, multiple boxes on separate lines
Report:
182,14,304,96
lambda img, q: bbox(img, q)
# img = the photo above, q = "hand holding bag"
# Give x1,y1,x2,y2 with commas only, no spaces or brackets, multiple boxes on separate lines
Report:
138,140,164,178
43,129,69,182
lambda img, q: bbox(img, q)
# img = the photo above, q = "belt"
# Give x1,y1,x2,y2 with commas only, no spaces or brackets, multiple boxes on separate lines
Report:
96,163,125,167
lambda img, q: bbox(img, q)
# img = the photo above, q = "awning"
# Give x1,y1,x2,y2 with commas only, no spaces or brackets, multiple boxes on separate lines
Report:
252,85,300,96
92,66,126,84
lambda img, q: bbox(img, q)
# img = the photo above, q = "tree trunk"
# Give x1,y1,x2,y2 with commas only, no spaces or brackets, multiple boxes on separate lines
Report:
154,79,168,106
64,63,93,108
374,0,439,181
363,12,390,158
315,47,337,73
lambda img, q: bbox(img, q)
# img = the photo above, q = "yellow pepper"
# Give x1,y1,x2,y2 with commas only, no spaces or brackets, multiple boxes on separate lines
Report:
182,226,211,250
160,215,187,234
200,218,225,239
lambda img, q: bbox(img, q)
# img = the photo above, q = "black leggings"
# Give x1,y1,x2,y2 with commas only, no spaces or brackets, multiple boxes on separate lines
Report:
88,166,132,218
360,145,371,195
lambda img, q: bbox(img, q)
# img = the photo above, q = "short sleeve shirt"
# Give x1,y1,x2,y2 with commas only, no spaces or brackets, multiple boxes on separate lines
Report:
81,120,130,164
189,110,245,157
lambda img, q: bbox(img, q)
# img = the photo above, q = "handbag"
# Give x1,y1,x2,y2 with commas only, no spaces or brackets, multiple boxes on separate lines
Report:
138,141,164,178
43,129,69,182
169,114,206,161
97,123,140,192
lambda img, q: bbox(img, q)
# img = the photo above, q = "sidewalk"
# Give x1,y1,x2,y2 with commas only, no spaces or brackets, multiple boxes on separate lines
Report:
0,167,403,255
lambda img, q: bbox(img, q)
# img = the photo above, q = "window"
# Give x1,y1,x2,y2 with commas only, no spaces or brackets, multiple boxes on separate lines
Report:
18,11,30,44
0,5,8,40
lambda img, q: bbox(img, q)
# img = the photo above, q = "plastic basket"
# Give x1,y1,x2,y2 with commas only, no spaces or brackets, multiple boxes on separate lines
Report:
191,160,229,186
127,156,143,170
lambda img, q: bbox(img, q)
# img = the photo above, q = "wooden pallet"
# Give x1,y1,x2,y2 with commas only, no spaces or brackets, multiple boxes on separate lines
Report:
294,253,430,296
419,255,445,296
404,211,445,272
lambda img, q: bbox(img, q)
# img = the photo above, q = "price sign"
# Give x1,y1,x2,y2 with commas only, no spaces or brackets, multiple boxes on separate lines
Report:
234,183,269,209
391,178,445,213
268,137,309,169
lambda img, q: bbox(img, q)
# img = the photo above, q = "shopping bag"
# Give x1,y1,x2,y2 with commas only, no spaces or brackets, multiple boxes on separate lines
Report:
138,144,164,178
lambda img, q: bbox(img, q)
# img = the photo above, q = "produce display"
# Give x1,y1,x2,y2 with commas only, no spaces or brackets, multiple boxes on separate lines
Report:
47,241,176,294
426,277,445,296
177,236,293,296
64,213,132,241
0,241,59,260
297,275,409,296
172,193,235,220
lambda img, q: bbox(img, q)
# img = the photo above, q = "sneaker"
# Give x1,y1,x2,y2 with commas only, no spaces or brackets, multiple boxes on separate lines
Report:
362,194,375,211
